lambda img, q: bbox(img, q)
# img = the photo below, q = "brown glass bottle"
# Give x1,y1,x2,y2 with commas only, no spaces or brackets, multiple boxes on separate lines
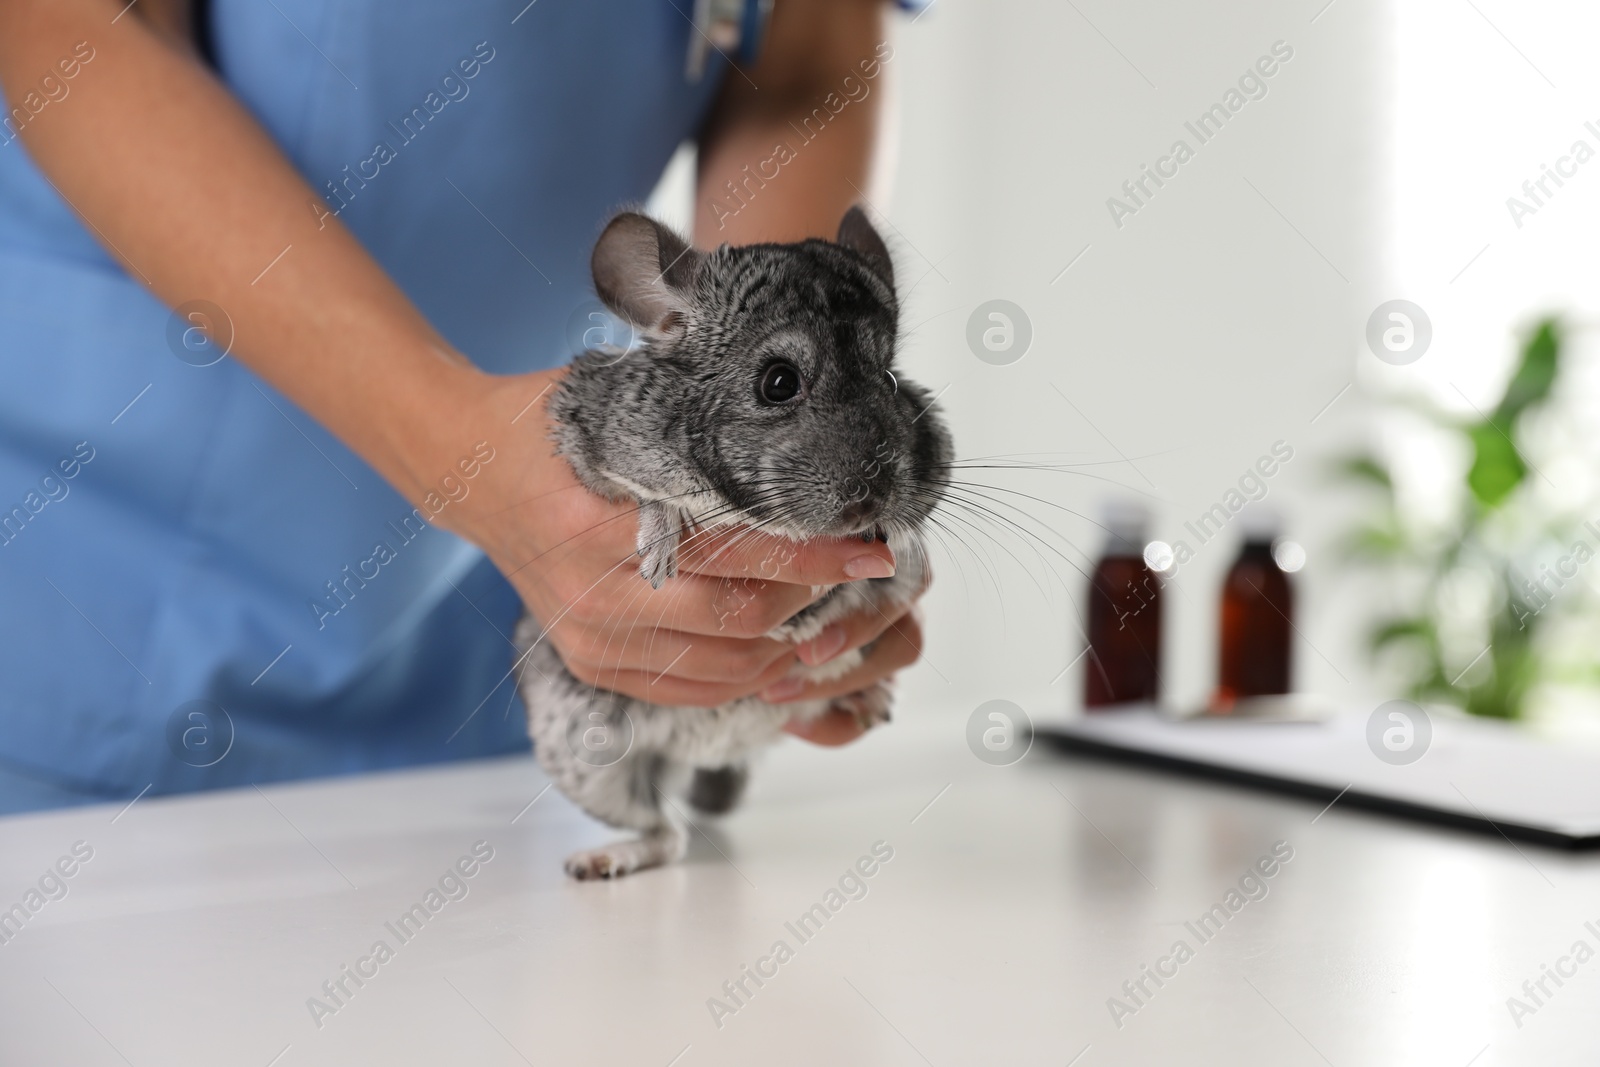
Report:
1084,519,1162,709
1213,538,1293,711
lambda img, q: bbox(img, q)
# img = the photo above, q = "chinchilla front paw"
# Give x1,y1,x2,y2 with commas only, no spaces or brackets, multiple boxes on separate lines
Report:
635,500,681,590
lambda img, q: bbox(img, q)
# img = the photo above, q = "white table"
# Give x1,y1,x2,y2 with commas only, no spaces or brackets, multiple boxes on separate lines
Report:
0,714,1595,1066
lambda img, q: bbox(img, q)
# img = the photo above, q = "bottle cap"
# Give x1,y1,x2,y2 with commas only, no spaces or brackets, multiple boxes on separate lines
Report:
1237,504,1282,544
1101,498,1149,556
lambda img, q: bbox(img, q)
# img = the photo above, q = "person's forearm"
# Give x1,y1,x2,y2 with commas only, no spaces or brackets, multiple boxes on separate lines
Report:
694,0,892,247
0,0,482,504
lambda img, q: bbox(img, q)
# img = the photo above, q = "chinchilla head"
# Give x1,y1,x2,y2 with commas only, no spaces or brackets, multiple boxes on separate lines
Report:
551,207,952,542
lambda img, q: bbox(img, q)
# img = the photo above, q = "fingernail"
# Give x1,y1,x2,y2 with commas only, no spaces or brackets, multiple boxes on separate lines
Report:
799,624,848,666
762,676,808,702
844,553,895,580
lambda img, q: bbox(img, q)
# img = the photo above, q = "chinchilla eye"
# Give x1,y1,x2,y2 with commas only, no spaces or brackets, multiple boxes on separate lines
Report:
757,361,805,404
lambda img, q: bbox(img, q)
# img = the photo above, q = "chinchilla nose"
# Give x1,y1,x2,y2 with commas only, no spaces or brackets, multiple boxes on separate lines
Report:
838,497,879,530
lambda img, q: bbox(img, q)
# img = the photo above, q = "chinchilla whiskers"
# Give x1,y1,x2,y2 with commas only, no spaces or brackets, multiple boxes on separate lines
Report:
671,500,837,582
741,462,915,531
898,483,1096,600
498,484,761,582
941,478,1146,570
520,471,957,669
943,491,1089,587
945,449,1176,474
523,475,1095,653
566,506,818,702
505,542,656,679
705,501,825,551
937,458,1165,512
897,489,1053,600
576,569,686,700
497,507,649,582
925,481,1087,557
513,493,788,669
674,490,812,569
893,501,1026,608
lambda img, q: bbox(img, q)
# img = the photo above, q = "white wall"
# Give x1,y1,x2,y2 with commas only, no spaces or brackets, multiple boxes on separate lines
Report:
883,0,1386,721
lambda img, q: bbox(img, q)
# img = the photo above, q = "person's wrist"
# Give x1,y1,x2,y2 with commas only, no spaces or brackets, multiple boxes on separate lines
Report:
373,347,500,516
387,357,567,559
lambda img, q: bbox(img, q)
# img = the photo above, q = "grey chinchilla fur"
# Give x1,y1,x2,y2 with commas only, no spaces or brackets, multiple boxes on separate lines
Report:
514,206,952,880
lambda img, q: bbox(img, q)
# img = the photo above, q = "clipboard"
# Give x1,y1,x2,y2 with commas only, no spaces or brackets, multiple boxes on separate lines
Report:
1038,704,1600,848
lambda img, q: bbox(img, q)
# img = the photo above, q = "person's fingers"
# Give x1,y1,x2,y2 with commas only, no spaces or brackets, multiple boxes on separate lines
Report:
783,709,869,747
793,597,912,668
558,646,800,708
558,569,821,640
553,623,795,685
676,525,897,585
762,610,924,704
791,566,931,667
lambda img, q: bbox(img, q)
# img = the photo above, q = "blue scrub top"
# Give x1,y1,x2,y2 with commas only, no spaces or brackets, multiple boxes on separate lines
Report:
0,1,732,809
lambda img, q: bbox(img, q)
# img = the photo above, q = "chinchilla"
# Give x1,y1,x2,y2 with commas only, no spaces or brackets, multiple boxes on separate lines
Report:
514,206,952,880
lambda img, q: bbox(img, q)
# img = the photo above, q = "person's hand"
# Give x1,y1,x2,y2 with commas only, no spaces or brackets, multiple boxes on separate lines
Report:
780,605,924,746
416,367,927,713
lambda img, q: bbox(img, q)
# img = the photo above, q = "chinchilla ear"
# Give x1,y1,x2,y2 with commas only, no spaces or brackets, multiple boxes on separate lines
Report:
837,205,894,291
591,212,701,335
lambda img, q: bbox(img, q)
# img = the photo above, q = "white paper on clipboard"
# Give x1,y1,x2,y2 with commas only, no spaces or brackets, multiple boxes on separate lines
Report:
1040,704,1600,847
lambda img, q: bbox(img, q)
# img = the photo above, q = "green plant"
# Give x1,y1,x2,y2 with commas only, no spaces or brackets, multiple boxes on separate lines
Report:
1339,319,1570,719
